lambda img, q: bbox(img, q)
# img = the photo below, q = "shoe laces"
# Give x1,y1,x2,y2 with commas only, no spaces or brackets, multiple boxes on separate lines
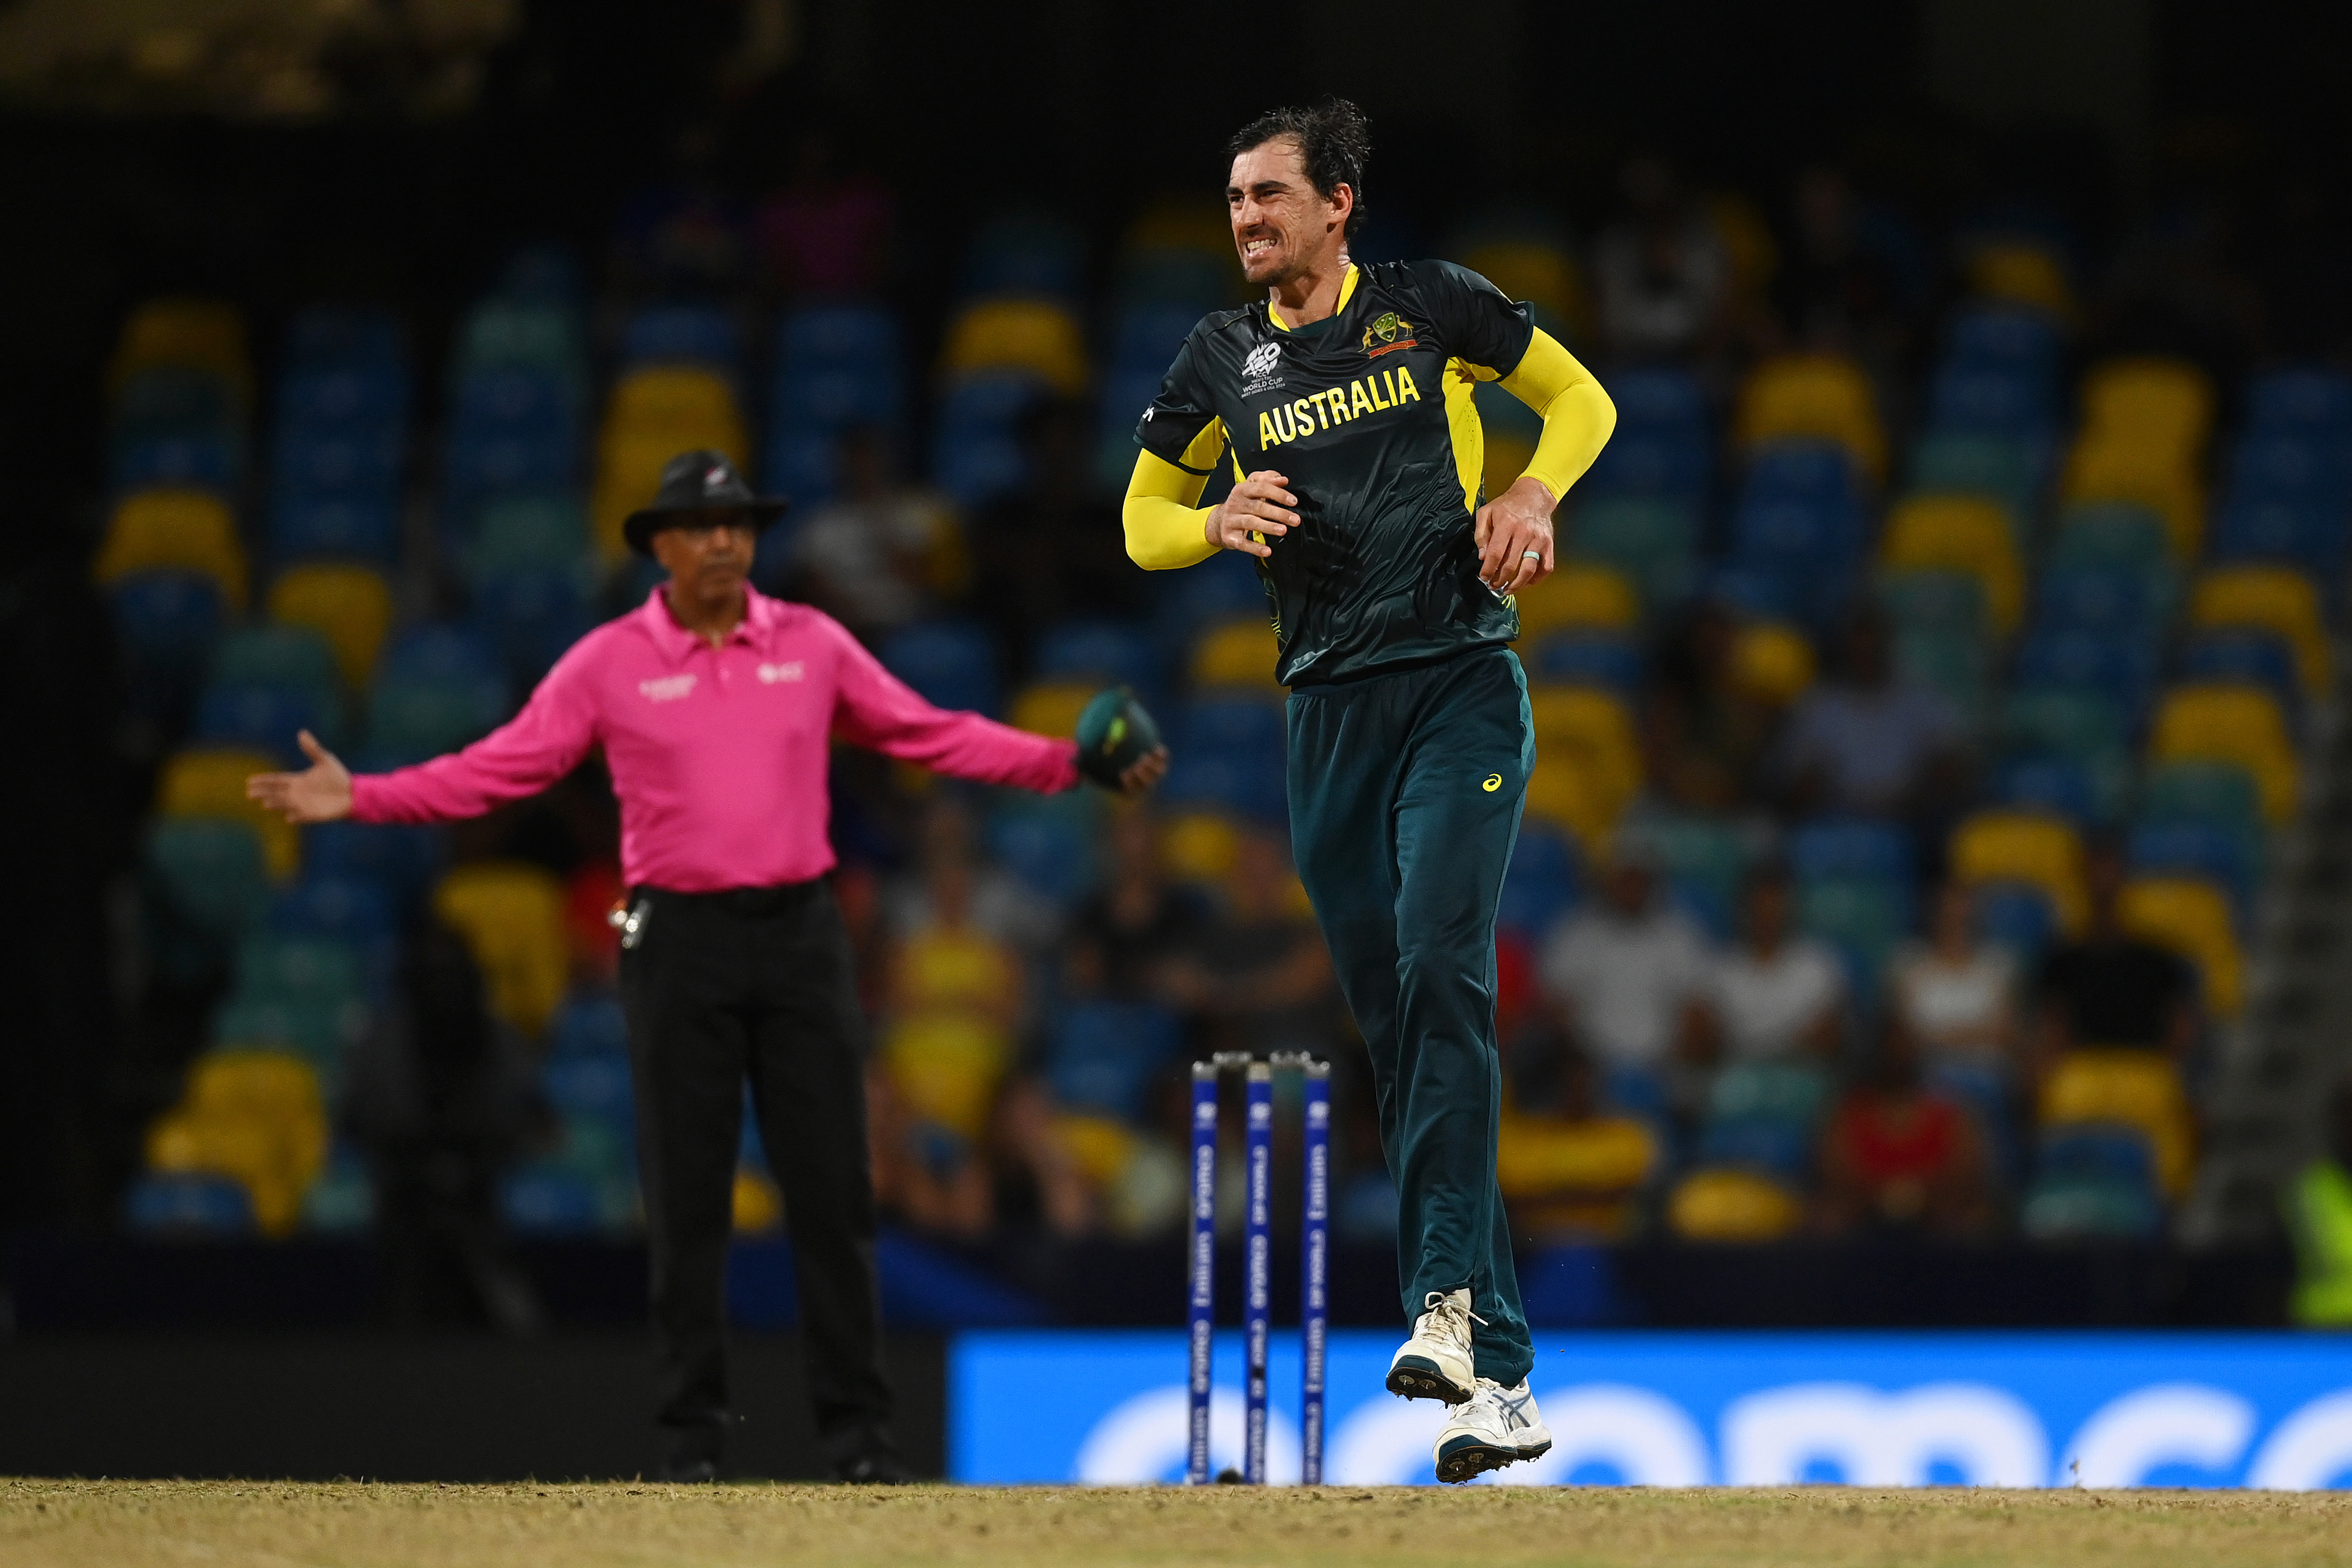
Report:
1421,1291,1489,1336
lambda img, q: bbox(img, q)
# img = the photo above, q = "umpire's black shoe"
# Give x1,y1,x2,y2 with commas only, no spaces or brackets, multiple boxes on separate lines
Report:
824,1425,909,1484
660,1422,724,1483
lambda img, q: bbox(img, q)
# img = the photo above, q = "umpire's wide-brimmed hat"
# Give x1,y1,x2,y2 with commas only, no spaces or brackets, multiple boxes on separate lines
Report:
623,449,790,555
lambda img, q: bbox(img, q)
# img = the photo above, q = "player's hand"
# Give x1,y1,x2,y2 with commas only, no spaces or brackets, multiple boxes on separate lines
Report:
1474,475,1558,593
246,730,354,825
1116,746,1170,796
1206,470,1297,559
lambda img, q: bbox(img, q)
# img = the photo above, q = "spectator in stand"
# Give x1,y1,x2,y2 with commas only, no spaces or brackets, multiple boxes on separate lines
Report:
343,920,549,1335
1888,881,2019,1072
1537,840,1713,1087
1779,609,1968,827
754,129,893,297
1161,829,1337,1062
786,426,968,637
1063,808,1212,1002
1592,153,1732,362
2284,1077,2352,1327
610,122,749,293
1703,862,1845,1061
1495,1041,1659,1241
886,794,1059,961
1772,165,1923,361
1643,599,1779,814
2032,839,2199,1070
1816,1021,1992,1235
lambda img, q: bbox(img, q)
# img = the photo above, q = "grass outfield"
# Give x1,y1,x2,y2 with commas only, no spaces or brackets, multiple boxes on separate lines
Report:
8,1480,2352,1568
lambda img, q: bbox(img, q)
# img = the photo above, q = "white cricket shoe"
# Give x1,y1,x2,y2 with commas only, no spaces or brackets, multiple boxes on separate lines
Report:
1434,1378,1554,1484
1384,1288,1482,1405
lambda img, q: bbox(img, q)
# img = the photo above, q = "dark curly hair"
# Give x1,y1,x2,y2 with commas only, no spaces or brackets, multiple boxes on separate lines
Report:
1228,97,1371,239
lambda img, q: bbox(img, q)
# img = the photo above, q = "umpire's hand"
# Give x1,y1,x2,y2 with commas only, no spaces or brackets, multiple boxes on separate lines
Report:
1206,470,1297,559
246,730,354,824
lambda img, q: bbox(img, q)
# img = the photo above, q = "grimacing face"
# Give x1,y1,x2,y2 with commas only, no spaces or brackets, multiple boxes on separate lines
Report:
1227,137,1350,288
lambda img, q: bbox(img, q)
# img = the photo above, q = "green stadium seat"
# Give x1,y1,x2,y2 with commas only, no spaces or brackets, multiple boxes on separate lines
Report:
1568,496,1699,609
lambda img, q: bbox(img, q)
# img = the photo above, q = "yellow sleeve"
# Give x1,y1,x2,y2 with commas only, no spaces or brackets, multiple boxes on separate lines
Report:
1122,435,1224,571
1499,328,1617,504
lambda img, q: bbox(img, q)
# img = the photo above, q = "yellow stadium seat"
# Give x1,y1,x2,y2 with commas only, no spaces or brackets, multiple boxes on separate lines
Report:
93,489,248,611
1950,810,2087,936
1667,1167,1802,1242
1458,241,1588,334
733,1170,784,1233
604,365,747,444
110,297,250,399
1732,354,1885,481
1967,241,2075,319
268,564,392,690
1482,430,1537,502
1728,621,1816,706
1879,495,2024,636
1162,811,1240,885
882,1010,1014,1140
2082,357,2215,457
1009,681,1097,739
147,1049,328,1237
157,747,299,880
1524,688,1642,851
2060,435,2206,560
938,299,1089,395
2192,564,2330,696
1056,1112,1142,1188
2039,1048,2195,1198
2119,876,2243,1018
1191,617,1282,690
1498,1113,1657,1239
1511,562,1639,639
2149,682,2300,825
1123,198,1233,258
432,861,571,1038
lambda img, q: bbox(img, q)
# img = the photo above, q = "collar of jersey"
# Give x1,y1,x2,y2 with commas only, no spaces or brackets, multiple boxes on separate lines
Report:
1265,263,1358,334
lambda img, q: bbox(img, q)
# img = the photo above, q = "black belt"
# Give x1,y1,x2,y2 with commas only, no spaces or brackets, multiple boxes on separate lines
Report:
636,880,824,918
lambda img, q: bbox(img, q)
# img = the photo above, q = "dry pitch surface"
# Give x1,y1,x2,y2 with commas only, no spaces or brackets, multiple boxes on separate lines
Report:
8,1477,2352,1567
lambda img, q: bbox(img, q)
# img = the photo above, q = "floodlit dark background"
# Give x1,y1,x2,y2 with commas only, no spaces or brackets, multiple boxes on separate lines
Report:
4,0,2352,1480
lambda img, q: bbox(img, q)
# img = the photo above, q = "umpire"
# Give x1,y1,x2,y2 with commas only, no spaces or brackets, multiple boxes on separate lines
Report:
251,450,1167,1482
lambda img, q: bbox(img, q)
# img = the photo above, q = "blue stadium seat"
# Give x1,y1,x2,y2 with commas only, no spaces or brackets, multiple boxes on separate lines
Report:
1605,367,1708,438
1729,497,1862,627
2021,1128,2162,1240
1942,305,2061,381
2210,496,2349,576
2127,819,2260,923
1579,430,1709,503
1743,440,1865,508
273,428,403,502
1973,881,2058,962
930,373,1044,509
621,304,741,373
1046,1000,1182,1121
195,682,337,764
1497,824,1580,940
1695,1114,1815,1182
2180,630,2301,716
276,363,407,433
125,1173,257,1236
1789,818,1914,887
880,620,1001,715
1798,875,1912,1000
1529,631,1642,691
549,994,629,1061
1991,754,2101,825
1928,365,2056,439
1152,549,1267,642
303,821,445,916
470,565,591,685
1162,697,1289,820
1033,619,1158,695
143,818,270,955
365,626,510,765
114,366,239,444
111,570,225,705
500,1166,604,1235
113,432,238,494
2247,368,2352,439
958,215,1087,301
270,874,397,999
284,306,405,374
270,493,398,564
2013,629,2158,719
543,1051,636,1130
986,794,1099,905
2032,564,2159,640
1923,1057,2021,1189
2227,432,2352,508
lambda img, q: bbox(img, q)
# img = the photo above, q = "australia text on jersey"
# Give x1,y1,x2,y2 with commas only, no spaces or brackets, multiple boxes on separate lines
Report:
1255,363,1424,449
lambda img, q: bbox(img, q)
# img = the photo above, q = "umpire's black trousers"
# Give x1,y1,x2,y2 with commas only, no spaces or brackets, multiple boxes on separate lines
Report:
617,879,892,1464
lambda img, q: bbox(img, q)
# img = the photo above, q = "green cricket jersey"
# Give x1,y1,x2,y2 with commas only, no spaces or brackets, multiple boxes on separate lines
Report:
1134,259,1537,687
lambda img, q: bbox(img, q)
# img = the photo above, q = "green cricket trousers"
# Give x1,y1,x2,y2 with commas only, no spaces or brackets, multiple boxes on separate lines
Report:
1286,644,1534,1386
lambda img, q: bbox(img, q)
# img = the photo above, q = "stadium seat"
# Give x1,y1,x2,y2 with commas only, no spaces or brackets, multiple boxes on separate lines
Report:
769,305,905,435
365,626,510,766
270,493,398,565
304,821,445,916
145,1049,328,1237
1732,354,1886,480
2127,818,2260,923
2182,630,2301,718
1474,379,1543,499
1944,304,2062,380
1950,810,2087,935
1523,690,1640,849
2044,503,2181,622
2059,437,2205,560
2248,368,2352,437
2000,686,2129,779
958,214,1089,302
194,680,337,764
1580,430,1709,504
619,304,741,374
1497,823,1580,940
1568,497,1699,609
1600,366,1707,439
1633,814,1749,941
592,368,749,560
1160,810,1241,886
216,627,345,722
111,570,226,710
1008,681,1096,741
2038,1048,2194,1198
1878,569,1988,644
2148,683,2300,825
2021,1128,2164,1240
2012,629,2157,720
1727,622,1816,707
142,818,270,980
271,427,403,503
2118,876,2243,1017
1190,618,1283,690
880,620,1000,715
1907,431,2042,527
1974,880,2060,963
1790,818,1913,886
453,298,589,390
1459,239,1586,331
2190,564,2329,697
1531,631,1643,693
1991,754,2100,825
1666,1167,1802,1241
2226,430,2352,510
94,488,248,610
2210,495,2348,579
283,305,405,374
270,874,396,995
1966,240,2074,318
1511,562,1639,639
1893,627,1989,723
465,495,589,584
938,299,1088,394
471,565,591,684
111,297,250,400
501,1166,606,1235
268,563,393,690
1496,1114,1657,1236
985,792,1100,905
1045,1000,1182,1122
113,430,238,495
125,1172,258,1236
2081,357,2216,457
929,372,1045,510
157,747,298,881
1033,620,1158,695
432,861,570,1038
1927,365,2057,446
2031,562,2161,642
1880,495,2024,635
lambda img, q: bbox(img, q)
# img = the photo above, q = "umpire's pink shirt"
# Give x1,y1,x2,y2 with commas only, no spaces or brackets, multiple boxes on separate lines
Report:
350,586,1077,892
